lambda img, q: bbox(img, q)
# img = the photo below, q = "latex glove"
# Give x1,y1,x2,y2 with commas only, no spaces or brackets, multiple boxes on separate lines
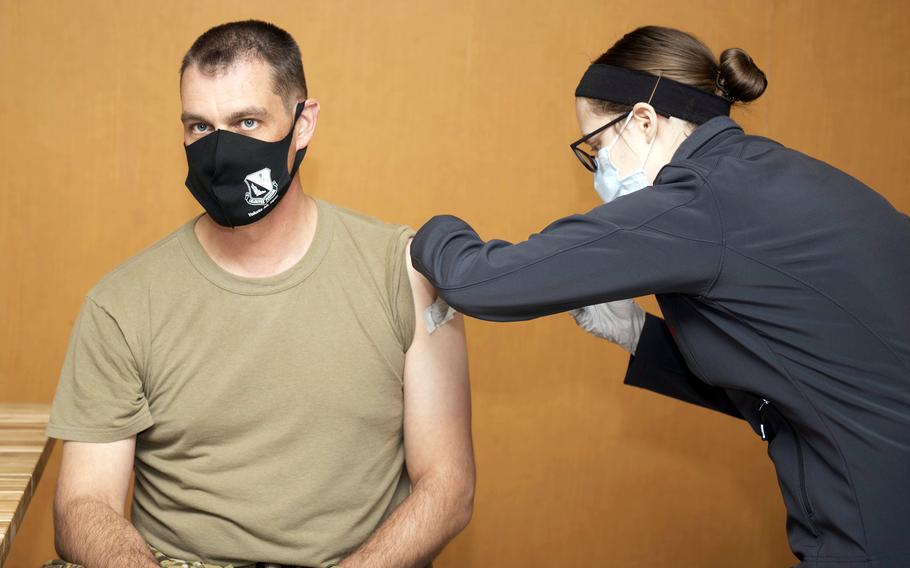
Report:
570,299,646,353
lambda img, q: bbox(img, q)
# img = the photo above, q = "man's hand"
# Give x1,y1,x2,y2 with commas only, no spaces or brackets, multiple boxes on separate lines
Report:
340,239,475,568
570,299,646,353
53,437,159,568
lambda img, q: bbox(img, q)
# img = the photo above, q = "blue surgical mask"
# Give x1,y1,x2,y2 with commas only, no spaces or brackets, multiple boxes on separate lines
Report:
593,112,655,203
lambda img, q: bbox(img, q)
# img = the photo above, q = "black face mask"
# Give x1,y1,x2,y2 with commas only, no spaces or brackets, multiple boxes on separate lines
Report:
184,101,307,228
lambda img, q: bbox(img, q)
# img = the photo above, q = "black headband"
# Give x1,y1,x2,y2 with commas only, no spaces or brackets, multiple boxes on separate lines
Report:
575,64,731,125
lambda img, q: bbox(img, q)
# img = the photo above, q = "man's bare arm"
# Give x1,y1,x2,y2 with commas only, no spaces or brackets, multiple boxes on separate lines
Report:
340,241,475,568
54,437,159,568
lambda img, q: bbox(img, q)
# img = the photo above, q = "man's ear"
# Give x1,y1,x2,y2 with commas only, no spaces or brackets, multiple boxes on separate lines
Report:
294,99,320,151
631,102,659,144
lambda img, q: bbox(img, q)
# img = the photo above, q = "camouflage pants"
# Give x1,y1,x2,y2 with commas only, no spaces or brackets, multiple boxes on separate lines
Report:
40,542,238,568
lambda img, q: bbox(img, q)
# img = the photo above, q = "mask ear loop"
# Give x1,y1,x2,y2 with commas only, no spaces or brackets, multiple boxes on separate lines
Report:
287,100,308,177
606,112,634,153
290,99,306,137
636,73,663,170
609,72,663,154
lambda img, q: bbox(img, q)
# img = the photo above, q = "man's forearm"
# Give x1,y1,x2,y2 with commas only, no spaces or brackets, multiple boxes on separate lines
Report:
340,472,473,568
54,496,159,568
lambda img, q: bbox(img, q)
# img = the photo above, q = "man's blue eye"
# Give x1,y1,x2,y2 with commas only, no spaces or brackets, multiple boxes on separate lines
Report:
193,124,209,133
241,119,257,129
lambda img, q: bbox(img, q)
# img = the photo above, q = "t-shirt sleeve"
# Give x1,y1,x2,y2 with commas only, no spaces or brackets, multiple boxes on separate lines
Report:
386,225,417,353
46,296,154,442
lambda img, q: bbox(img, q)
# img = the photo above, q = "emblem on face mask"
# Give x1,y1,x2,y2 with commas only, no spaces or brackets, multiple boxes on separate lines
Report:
244,168,279,206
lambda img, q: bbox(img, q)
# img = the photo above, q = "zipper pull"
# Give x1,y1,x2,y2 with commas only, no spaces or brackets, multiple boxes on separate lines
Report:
758,399,770,440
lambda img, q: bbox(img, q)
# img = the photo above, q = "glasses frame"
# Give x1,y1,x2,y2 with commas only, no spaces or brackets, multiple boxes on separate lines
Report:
569,113,631,173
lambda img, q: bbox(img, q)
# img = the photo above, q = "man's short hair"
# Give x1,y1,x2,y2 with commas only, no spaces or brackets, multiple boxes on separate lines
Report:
180,20,307,103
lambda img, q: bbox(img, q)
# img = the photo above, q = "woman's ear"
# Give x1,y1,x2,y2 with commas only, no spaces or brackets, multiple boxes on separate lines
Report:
294,99,320,151
631,102,659,144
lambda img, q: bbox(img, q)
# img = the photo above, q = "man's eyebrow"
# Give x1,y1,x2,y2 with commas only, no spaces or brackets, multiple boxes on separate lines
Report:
180,106,270,124
225,106,269,122
180,111,207,124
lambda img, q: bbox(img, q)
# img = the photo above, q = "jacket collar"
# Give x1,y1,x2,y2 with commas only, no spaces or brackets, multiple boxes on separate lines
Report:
672,115,743,161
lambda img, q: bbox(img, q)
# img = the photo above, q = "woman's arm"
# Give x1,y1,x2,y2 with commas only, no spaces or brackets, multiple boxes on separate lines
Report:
411,165,723,321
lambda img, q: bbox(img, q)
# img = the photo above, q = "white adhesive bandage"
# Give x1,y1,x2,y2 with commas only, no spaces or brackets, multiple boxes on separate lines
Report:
424,296,456,334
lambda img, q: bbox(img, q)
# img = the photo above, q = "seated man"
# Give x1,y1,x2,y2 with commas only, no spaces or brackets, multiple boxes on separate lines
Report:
42,20,474,568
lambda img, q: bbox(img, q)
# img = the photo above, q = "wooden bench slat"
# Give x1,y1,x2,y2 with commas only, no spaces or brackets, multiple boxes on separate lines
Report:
0,403,55,565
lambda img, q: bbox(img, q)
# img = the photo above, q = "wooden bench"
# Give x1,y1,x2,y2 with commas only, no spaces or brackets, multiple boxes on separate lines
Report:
0,403,56,565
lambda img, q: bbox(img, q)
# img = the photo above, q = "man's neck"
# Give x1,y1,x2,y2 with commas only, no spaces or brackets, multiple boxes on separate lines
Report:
193,180,318,278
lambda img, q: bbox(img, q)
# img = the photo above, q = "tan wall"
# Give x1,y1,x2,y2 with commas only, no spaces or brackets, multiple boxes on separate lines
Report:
2,1,908,566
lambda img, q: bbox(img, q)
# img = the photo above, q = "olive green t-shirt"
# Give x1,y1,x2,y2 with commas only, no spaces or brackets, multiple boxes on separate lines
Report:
47,198,417,567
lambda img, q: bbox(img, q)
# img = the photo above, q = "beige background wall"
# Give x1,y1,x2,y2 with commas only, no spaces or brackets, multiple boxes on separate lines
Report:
2,1,908,566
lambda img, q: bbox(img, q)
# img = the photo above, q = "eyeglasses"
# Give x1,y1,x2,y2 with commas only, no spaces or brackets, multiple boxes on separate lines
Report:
570,74,664,172
569,113,630,173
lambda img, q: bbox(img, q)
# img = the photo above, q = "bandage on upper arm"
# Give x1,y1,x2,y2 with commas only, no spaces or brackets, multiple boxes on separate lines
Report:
424,296,456,334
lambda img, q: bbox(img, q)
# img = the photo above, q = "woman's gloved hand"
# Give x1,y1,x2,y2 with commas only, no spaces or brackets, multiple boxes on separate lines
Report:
570,299,646,353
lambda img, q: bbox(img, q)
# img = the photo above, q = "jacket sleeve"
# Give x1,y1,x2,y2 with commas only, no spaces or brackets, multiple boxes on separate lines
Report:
625,313,743,419
411,165,723,322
